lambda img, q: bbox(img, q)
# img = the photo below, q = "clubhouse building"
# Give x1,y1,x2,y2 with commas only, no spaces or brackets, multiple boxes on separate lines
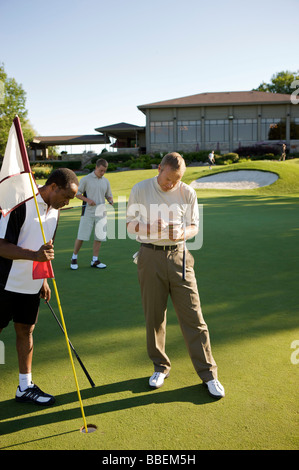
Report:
30,90,299,159
137,90,299,154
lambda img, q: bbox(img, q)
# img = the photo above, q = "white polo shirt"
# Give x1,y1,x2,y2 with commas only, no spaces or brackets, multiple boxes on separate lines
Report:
0,194,58,294
77,171,112,213
126,176,199,246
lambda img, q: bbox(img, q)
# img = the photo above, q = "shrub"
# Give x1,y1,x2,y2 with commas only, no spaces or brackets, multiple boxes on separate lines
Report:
214,153,238,165
44,160,82,170
251,153,280,161
91,153,138,164
235,145,280,157
106,163,117,172
224,152,239,163
180,151,210,163
84,164,95,172
31,164,53,179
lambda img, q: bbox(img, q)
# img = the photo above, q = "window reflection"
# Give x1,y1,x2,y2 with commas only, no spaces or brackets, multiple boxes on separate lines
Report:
205,120,229,142
177,120,201,143
150,121,173,143
233,119,257,141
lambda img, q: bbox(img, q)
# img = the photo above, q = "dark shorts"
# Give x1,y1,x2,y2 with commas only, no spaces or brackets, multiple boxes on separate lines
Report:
0,287,41,329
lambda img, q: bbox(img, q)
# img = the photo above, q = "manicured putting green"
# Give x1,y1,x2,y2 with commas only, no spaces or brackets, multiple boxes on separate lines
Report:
0,160,298,450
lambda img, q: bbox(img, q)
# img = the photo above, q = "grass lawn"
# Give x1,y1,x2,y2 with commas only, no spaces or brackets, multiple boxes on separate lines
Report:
0,160,298,450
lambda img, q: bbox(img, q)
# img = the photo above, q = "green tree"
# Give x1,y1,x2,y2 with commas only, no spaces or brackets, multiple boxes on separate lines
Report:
0,63,36,156
254,70,299,94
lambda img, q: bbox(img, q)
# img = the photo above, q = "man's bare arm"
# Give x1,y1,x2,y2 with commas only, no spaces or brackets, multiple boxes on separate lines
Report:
0,239,54,262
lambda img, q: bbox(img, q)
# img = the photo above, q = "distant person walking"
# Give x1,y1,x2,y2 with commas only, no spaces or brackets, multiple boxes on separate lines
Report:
70,159,113,270
208,150,215,169
279,143,287,161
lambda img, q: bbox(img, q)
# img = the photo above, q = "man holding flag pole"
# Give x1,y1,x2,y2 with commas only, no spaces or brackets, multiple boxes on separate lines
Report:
0,117,79,406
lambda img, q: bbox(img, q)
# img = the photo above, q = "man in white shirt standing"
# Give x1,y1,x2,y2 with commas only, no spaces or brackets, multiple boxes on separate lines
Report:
126,152,225,399
70,158,113,270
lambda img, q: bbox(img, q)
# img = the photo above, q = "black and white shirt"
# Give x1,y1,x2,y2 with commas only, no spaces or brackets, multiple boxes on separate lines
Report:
0,194,58,294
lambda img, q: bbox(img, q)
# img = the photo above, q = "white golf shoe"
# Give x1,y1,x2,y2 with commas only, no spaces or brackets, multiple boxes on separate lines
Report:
91,260,106,269
15,383,55,406
204,379,225,398
149,371,169,389
70,258,78,270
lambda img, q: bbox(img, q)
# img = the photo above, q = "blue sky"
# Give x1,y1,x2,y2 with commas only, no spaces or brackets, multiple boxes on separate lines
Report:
0,0,298,148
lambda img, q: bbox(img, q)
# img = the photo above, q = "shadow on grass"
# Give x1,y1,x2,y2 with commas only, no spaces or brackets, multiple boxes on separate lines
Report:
0,428,78,450
0,377,214,443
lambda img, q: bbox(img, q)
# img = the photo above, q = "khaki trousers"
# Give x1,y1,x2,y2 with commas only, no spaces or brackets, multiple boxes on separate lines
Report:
137,244,218,382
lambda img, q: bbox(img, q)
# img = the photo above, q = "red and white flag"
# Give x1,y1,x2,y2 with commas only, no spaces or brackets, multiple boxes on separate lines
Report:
0,116,54,279
0,116,39,216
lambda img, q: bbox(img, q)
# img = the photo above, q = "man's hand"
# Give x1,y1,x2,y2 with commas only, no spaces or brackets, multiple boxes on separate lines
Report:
76,193,96,206
150,218,168,238
40,279,51,301
86,198,96,206
0,238,55,262
35,240,54,262
168,224,184,242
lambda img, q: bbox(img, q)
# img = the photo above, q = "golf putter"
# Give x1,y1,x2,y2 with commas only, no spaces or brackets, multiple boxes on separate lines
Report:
45,300,95,388
182,220,186,281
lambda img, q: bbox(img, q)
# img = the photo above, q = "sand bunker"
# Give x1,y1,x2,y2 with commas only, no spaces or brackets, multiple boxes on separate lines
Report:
190,170,278,189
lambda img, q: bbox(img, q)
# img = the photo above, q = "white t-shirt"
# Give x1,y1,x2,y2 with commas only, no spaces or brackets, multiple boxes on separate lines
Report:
77,171,112,214
126,176,199,246
0,194,58,294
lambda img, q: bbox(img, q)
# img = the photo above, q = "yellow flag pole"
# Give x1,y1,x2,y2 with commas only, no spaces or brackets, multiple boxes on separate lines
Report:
28,172,88,434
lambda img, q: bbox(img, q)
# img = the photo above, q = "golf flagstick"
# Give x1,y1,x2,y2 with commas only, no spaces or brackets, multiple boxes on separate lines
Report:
45,300,95,388
182,220,186,281
28,173,89,434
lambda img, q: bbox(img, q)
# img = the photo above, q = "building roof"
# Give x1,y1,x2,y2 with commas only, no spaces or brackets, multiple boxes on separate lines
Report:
95,122,145,139
137,91,292,111
31,134,110,147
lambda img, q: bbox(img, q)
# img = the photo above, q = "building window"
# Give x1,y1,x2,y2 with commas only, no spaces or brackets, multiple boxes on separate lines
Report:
233,119,257,142
261,118,286,140
177,120,201,143
150,121,173,143
205,119,229,142
291,118,299,139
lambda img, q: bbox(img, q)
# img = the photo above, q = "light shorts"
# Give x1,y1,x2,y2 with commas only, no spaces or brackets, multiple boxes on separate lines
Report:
77,208,107,242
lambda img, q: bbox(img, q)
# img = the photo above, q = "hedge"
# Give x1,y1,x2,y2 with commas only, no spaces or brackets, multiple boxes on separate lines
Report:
8,146,294,177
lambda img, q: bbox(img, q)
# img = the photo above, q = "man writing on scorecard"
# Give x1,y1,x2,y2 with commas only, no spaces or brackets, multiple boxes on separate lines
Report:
126,152,225,399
